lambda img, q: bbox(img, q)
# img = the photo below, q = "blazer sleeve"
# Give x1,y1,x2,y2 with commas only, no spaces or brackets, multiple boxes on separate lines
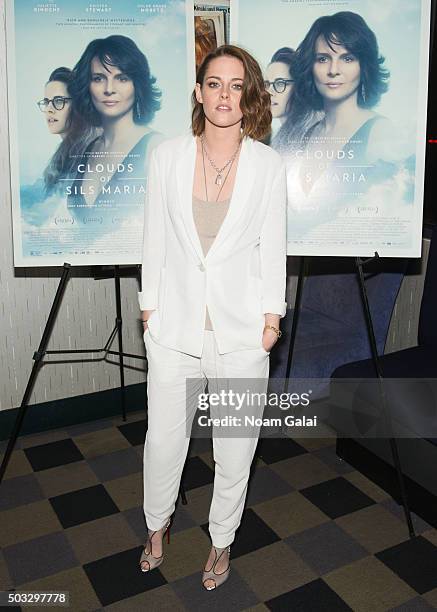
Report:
138,148,166,311
260,161,287,317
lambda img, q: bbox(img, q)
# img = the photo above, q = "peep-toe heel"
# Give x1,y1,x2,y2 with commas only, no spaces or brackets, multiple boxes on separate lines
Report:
139,517,172,572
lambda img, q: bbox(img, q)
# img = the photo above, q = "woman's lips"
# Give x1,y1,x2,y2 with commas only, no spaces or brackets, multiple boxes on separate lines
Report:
216,105,231,111
101,101,119,106
325,83,343,88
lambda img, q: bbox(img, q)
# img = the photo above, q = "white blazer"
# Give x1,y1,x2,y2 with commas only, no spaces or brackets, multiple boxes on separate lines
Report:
138,133,287,356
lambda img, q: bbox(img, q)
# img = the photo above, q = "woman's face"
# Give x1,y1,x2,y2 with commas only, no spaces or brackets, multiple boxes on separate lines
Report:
89,56,135,121
43,81,71,136
312,35,361,105
265,62,293,120
195,55,244,130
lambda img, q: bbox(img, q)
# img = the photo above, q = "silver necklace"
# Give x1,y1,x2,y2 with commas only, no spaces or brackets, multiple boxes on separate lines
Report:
200,134,240,186
201,137,238,203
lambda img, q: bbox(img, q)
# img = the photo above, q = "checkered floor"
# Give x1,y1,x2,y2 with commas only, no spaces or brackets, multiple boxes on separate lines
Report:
1,410,437,611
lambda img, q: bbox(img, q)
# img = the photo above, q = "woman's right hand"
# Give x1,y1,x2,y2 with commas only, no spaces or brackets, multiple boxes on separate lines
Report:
141,310,155,331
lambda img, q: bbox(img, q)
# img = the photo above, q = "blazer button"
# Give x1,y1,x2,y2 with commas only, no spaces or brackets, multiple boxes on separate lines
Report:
198,264,205,272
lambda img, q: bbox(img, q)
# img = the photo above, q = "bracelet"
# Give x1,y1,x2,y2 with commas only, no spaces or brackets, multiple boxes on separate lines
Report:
264,324,282,338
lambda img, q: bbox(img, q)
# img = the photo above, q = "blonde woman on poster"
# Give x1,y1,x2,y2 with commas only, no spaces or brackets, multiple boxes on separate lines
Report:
138,45,286,590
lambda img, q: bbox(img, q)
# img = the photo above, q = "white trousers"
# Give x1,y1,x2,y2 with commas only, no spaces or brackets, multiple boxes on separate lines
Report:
143,329,269,548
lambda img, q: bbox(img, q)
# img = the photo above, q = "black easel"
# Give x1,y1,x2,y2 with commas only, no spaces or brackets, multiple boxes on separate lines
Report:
0,262,146,484
0,262,188,505
283,253,415,538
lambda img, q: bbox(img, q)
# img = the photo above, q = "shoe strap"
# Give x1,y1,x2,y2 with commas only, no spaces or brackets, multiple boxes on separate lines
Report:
210,546,230,575
146,518,171,556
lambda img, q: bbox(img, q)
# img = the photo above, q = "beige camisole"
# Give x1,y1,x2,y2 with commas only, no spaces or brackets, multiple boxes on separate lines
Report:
192,195,230,330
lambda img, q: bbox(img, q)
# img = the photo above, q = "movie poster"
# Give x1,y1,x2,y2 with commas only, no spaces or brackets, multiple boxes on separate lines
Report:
7,0,195,267
194,3,229,69
232,0,430,257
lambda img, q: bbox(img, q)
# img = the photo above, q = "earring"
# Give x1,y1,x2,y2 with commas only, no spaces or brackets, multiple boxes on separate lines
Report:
361,83,366,104
136,100,141,119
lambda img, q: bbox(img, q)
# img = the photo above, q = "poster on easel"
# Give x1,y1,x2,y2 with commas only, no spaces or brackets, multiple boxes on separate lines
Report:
194,2,229,69
232,0,430,258
6,0,195,267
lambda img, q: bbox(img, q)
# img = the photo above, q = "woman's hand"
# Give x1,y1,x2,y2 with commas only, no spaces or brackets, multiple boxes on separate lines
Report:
262,326,279,352
141,310,155,331
262,314,281,352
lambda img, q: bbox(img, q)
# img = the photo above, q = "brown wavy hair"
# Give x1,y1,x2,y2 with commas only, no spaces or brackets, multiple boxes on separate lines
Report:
192,44,272,141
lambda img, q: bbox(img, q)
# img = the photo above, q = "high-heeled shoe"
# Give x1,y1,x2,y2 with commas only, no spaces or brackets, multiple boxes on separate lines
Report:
139,517,171,572
202,546,231,590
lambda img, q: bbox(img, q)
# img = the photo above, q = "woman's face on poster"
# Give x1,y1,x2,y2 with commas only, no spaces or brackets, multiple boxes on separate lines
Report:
42,81,71,136
265,62,293,120
312,36,361,105
89,56,135,121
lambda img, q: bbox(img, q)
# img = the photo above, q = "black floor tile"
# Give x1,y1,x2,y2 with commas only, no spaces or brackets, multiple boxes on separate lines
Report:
265,578,353,611
376,536,437,594
118,420,147,446
201,508,280,558
83,546,167,606
300,477,375,519
181,456,214,491
257,437,307,464
24,439,84,472
49,485,120,528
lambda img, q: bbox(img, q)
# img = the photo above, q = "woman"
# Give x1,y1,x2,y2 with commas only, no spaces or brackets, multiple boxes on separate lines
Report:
277,10,394,236
67,35,162,227
138,44,287,590
39,67,94,194
21,67,93,229
276,12,390,160
264,47,295,125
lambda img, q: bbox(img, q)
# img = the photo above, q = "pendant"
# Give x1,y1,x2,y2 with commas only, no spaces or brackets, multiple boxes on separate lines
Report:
215,174,223,186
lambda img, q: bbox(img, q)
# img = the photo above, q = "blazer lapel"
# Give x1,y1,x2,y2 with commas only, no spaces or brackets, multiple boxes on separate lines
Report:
176,136,206,264
207,137,254,259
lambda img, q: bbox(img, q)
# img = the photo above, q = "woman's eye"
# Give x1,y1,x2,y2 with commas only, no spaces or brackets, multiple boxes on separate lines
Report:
92,76,102,82
232,83,243,90
344,55,355,63
316,56,328,63
118,75,130,82
208,81,219,88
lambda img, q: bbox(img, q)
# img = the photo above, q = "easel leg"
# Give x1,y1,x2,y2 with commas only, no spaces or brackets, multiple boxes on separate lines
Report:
356,256,415,538
114,266,126,422
0,263,72,485
280,257,306,435
284,256,306,389
180,483,188,505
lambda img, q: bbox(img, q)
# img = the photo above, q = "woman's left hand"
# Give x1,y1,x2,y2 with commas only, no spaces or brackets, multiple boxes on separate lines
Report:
262,326,279,353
